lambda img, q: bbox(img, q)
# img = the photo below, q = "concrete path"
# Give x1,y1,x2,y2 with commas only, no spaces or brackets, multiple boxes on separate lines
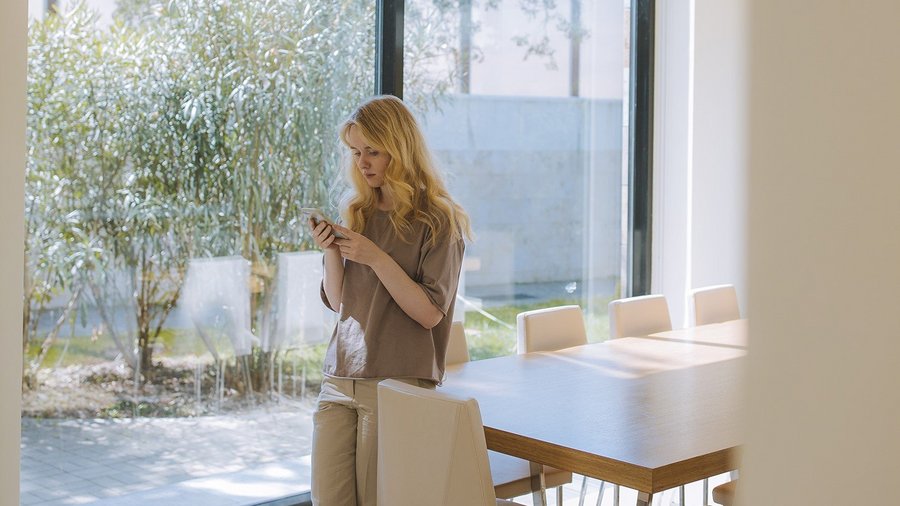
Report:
20,404,313,506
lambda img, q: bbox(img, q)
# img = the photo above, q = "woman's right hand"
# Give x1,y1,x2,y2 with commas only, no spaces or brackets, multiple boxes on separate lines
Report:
309,218,340,252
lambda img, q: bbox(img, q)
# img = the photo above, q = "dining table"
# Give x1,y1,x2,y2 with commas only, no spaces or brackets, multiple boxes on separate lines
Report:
438,322,747,506
641,318,748,349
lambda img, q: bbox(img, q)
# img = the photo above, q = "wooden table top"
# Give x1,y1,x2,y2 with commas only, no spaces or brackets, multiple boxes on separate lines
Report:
643,319,748,348
439,336,745,495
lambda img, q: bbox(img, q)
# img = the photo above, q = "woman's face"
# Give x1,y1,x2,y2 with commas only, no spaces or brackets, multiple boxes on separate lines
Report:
347,125,391,189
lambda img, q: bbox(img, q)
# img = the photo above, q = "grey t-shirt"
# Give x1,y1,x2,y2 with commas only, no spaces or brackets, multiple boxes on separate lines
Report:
320,210,465,384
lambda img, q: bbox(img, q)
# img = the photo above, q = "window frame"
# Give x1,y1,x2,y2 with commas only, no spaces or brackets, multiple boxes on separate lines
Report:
628,0,655,296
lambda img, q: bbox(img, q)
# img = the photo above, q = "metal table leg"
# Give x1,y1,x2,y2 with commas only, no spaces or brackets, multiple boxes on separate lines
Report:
529,461,548,506
636,490,653,506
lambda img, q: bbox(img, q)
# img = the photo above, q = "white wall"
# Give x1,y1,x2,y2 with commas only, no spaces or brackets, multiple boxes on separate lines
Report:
689,0,746,317
653,0,747,327
741,1,900,504
651,0,691,325
1,1,26,504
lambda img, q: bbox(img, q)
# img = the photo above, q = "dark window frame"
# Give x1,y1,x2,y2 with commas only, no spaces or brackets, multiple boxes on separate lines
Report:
628,0,654,296
375,0,654,296
375,0,404,98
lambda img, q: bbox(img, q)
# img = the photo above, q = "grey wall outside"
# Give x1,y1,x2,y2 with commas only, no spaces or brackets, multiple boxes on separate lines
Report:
419,94,623,296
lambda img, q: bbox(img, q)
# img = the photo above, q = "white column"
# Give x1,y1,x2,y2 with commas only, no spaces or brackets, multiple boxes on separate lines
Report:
0,0,27,503
653,0,747,327
652,0,692,327
743,0,900,504
689,0,747,318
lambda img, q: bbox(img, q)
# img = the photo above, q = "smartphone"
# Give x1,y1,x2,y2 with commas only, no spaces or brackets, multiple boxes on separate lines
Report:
301,207,347,239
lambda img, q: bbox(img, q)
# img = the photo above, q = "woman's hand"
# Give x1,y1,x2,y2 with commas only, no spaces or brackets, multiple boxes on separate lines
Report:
332,223,443,328
334,225,444,329
309,218,340,252
332,224,386,267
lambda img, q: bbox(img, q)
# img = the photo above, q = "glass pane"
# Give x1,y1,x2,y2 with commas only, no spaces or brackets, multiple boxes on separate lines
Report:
22,0,373,503
405,0,628,358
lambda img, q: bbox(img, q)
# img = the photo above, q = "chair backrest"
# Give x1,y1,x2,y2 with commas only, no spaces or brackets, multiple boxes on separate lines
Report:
608,294,672,339
691,284,740,326
516,305,588,354
446,321,470,366
377,379,497,506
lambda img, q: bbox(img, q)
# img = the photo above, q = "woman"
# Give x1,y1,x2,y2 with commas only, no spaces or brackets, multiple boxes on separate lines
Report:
308,95,471,506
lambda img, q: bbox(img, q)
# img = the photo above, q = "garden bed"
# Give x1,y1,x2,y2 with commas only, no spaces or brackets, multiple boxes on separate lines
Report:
21,356,317,419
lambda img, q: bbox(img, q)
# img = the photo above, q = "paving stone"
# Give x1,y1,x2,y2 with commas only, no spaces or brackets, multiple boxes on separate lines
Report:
18,492,45,505
21,407,314,506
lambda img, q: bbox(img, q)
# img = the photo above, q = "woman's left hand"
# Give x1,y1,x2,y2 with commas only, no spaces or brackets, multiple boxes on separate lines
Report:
332,224,386,267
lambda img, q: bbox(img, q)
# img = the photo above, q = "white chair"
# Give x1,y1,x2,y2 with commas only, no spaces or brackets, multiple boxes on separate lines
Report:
607,294,672,339
445,321,572,506
516,305,587,353
712,479,737,506
516,305,606,506
690,279,743,506
691,284,741,326
606,295,672,505
689,286,740,503
446,321,471,365
377,379,526,506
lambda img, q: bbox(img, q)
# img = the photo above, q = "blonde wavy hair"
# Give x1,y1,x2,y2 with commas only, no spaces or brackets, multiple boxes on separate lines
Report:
338,95,472,245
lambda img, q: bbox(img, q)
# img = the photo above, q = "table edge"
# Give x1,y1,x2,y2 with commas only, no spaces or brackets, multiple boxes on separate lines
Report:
485,427,741,493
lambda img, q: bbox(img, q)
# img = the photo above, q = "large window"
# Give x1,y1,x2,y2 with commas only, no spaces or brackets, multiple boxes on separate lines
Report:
23,1,374,503
21,0,651,504
402,0,635,358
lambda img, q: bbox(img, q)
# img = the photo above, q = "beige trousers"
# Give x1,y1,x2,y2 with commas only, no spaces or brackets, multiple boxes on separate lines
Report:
311,376,432,506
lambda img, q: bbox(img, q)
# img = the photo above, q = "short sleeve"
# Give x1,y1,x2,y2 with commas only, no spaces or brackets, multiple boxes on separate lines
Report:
417,233,465,315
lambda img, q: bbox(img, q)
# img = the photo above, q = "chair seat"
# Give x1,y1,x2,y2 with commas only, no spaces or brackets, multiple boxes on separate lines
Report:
711,479,737,506
489,450,573,498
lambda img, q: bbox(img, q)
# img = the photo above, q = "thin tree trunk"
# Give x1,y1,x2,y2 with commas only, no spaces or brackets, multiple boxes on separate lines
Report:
458,0,472,93
569,0,582,97
28,286,82,375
